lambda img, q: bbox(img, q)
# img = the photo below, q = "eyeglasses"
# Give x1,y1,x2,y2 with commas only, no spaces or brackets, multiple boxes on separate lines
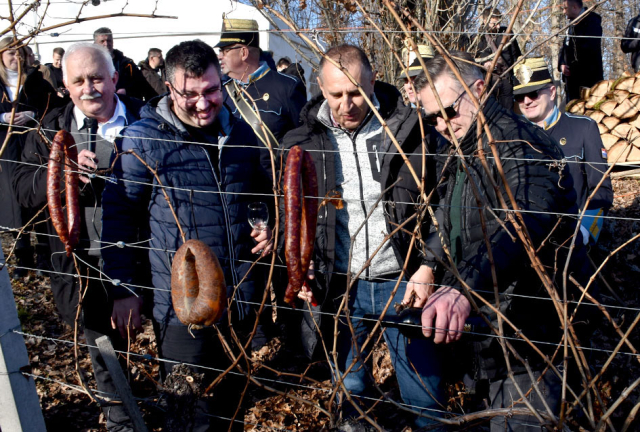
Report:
217,45,243,57
514,87,548,103
422,91,466,126
169,84,221,103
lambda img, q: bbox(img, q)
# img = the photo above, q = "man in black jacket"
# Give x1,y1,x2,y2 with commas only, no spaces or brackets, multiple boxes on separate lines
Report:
515,57,613,243
558,0,604,102
621,12,640,72
94,27,157,101
281,44,445,428
474,7,522,110
13,43,143,432
416,51,589,431
139,48,167,95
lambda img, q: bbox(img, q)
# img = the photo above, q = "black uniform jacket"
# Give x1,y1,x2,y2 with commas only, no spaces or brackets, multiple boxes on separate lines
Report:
546,112,613,211
222,67,307,143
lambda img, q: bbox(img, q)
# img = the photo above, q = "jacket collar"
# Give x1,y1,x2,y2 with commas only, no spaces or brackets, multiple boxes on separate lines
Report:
458,96,503,155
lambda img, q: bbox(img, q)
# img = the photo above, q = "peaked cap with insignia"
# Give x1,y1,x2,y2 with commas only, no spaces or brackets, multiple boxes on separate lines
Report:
398,44,435,79
215,18,260,49
513,57,553,95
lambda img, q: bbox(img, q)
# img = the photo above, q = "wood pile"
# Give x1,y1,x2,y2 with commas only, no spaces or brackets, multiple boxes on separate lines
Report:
567,71,640,164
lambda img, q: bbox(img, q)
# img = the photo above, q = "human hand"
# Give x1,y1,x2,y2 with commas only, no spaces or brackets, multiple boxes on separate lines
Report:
116,88,127,95
250,226,273,256
77,149,98,184
421,286,471,344
402,265,435,308
111,296,144,339
9,111,36,126
561,65,571,77
297,260,316,304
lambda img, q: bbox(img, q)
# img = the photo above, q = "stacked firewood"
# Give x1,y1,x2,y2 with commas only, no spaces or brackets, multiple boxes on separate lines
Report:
566,72,640,163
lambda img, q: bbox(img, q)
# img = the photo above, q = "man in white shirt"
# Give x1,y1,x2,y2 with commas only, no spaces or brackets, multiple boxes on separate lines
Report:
13,42,144,432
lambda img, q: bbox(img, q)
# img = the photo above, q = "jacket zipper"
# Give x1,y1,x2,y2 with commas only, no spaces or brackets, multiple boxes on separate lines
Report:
200,145,241,303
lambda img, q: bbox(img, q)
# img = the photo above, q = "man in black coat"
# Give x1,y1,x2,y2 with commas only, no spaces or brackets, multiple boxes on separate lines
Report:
474,7,522,110
621,12,640,73
281,44,445,429
94,27,157,101
558,0,604,102
13,43,143,432
215,19,306,151
515,57,613,243
139,48,167,95
416,51,591,431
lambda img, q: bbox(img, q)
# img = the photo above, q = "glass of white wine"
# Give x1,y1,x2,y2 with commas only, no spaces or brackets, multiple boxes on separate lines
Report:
248,202,269,254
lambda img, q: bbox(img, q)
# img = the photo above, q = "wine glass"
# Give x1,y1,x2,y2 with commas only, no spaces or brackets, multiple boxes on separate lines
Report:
248,202,269,253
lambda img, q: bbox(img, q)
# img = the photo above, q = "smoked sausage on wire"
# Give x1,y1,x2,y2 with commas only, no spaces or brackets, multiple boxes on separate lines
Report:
47,130,81,257
284,146,318,306
171,239,227,327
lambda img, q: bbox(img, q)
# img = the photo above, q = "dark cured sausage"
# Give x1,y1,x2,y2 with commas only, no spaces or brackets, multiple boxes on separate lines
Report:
171,239,227,327
284,146,318,306
47,130,80,257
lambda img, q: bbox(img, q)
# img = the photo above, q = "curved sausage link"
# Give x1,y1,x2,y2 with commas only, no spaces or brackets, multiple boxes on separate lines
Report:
64,139,80,255
284,147,318,306
47,132,69,249
171,239,227,327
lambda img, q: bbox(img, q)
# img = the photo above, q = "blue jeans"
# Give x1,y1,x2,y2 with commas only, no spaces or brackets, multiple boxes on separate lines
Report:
336,278,445,428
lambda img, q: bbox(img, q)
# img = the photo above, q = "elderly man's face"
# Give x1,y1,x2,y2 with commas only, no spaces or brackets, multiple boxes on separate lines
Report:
317,62,375,131
64,49,118,123
418,74,483,142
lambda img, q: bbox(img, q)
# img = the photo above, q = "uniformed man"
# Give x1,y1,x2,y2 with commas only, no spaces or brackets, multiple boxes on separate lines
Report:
514,57,613,242
214,19,307,157
398,43,434,106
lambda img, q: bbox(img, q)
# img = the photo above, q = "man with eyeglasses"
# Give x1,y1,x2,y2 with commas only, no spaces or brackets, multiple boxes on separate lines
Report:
214,19,306,155
281,44,445,429
101,40,273,430
515,57,612,244
415,51,594,431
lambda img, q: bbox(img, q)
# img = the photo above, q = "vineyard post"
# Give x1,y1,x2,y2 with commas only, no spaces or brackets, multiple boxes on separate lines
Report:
0,248,46,432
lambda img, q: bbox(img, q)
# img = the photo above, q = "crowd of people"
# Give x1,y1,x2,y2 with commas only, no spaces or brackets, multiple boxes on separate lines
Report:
0,1,632,429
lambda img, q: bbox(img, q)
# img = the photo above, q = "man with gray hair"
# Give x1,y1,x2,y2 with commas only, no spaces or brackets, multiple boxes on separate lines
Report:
415,51,592,430
13,42,143,431
281,44,444,428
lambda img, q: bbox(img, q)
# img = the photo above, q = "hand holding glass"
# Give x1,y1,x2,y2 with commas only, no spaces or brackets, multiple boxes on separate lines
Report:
248,202,269,254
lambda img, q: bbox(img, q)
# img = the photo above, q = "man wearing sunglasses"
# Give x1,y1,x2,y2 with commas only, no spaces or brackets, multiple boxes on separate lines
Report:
415,51,593,430
514,57,612,244
214,19,306,159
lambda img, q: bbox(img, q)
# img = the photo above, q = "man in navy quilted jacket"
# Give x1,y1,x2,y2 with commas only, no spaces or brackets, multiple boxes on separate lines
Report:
101,39,273,430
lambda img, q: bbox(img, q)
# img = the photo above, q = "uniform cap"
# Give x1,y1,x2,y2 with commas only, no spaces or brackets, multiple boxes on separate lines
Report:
513,57,553,95
215,19,260,49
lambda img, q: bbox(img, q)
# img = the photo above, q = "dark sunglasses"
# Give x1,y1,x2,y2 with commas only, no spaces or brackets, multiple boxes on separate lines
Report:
422,91,466,126
514,88,547,103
